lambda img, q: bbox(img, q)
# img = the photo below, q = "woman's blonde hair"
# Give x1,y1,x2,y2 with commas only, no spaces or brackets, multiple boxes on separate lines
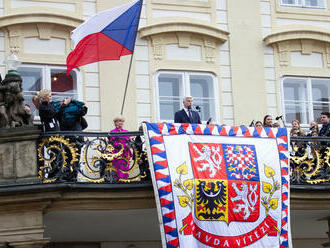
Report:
34,89,51,102
113,115,125,123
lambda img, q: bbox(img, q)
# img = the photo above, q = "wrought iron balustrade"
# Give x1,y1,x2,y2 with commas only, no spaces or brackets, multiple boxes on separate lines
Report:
37,132,330,185
37,131,150,183
290,136,330,185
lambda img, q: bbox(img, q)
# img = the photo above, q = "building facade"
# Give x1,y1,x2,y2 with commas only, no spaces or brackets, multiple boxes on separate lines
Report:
0,0,326,131
0,0,329,247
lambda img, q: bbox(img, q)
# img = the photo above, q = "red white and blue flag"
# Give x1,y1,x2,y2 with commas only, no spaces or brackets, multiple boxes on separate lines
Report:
66,0,142,75
143,123,291,248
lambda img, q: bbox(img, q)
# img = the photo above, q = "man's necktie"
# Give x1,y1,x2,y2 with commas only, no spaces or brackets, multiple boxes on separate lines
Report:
188,109,193,123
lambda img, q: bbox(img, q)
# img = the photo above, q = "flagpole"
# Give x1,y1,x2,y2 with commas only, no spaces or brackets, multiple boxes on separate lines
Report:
120,0,143,115
120,54,134,115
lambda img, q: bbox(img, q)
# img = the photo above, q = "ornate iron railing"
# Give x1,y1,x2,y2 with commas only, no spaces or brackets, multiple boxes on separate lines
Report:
290,136,330,185
37,131,150,183
37,132,329,185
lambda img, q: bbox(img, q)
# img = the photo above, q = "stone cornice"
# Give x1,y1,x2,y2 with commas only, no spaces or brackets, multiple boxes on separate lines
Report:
139,20,229,43
264,26,330,45
0,126,41,143
291,187,330,210
0,184,155,212
0,13,82,29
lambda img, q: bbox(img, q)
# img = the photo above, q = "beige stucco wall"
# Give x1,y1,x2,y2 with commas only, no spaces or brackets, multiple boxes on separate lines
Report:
227,0,268,125
99,58,138,131
0,0,328,130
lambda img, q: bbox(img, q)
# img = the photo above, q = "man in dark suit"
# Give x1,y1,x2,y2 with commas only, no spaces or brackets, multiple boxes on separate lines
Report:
174,96,201,124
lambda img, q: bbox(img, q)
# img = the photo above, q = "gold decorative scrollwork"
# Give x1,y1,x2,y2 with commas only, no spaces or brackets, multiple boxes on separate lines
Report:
37,135,79,183
290,142,330,185
37,133,150,184
78,137,148,183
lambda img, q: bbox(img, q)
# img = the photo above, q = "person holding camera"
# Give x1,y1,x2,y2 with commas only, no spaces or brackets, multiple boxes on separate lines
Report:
33,89,68,132
33,90,88,132
54,97,88,131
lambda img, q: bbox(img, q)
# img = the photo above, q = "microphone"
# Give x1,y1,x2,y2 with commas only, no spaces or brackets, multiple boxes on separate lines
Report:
275,115,283,120
194,105,201,112
206,118,212,125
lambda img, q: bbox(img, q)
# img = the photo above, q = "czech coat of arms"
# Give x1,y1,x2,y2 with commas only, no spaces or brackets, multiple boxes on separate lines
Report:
190,143,259,224
174,143,280,247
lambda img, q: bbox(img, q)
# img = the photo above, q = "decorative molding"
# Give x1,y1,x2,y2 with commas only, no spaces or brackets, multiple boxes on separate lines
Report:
264,27,330,68
36,23,54,40
139,21,229,42
151,0,211,8
139,20,228,63
276,41,290,67
3,22,72,64
7,25,22,54
0,13,82,30
204,38,216,63
326,44,330,68
301,39,314,55
177,32,191,48
263,27,330,46
150,35,163,60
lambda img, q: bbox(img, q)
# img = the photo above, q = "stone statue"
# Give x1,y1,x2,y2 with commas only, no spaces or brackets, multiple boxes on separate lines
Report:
0,72,33,128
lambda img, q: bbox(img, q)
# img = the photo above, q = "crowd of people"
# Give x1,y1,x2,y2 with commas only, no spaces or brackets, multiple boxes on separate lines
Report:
34,92,329,180
34,92,330,138
174,96,330,137
257,113,330,137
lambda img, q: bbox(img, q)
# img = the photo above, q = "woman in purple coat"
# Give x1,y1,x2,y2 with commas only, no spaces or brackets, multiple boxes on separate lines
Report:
108,116,133,179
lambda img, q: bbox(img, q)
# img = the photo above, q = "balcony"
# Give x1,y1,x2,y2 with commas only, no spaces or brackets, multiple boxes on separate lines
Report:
36,130,151,184
35,133,330,187
0,128,329,247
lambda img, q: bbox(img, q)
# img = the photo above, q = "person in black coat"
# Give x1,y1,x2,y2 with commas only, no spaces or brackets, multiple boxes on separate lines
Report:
319,112,330,137
174,96,201,124
33,89,71,132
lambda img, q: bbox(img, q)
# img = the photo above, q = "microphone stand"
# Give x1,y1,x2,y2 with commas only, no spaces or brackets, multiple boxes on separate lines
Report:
277,116,286,128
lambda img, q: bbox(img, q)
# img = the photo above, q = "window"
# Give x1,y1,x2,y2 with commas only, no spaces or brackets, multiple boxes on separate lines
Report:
155,71,219,123
281,77,330,125
18,64,80,116
280,0,326,8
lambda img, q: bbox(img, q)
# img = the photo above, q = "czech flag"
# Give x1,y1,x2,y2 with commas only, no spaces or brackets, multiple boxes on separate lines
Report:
66,0,142,75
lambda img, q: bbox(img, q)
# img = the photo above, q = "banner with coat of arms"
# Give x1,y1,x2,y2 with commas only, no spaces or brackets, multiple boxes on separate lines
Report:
143,123,291,248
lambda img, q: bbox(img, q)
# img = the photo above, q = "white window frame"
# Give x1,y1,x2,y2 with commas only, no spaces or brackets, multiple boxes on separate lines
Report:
154,70,220,123
280,76,330,127
19,64,83,101
19,64,83,120
279,0,326,8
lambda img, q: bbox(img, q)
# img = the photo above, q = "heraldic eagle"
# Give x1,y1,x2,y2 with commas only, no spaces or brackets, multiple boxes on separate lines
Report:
196,180,227,220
